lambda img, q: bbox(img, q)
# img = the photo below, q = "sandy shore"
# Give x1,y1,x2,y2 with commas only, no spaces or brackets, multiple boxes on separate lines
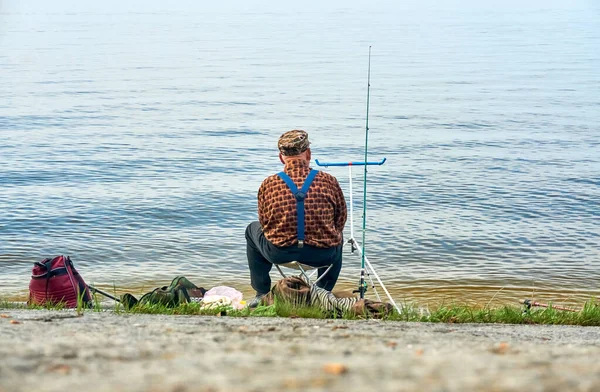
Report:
1,309,599,392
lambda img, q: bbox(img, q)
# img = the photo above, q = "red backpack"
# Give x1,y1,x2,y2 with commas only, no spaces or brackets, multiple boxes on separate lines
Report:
29,255,92,308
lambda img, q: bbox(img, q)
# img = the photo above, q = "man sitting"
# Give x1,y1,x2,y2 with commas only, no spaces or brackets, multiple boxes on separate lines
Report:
246,129,347,307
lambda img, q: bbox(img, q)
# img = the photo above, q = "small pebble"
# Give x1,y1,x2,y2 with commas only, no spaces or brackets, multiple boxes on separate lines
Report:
47,364,71,375
332,326,348,331
323,363,348,375
490,342,510,355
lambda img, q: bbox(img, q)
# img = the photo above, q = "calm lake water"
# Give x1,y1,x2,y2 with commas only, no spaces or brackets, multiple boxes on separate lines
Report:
1,0,599,306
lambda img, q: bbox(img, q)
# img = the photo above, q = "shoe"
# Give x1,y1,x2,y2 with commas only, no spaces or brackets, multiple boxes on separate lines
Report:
248,293,268,309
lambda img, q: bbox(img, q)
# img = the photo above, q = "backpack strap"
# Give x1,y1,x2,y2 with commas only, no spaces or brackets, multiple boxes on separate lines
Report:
276,169,319,248
41,257,54,302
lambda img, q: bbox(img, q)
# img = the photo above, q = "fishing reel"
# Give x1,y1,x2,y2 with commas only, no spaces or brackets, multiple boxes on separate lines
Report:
348,238,358,253
352,272,369,298
352,283,368,297
521,299,532,315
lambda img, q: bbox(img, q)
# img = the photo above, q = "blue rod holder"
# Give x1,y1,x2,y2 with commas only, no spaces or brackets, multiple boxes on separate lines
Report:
314,158,386,167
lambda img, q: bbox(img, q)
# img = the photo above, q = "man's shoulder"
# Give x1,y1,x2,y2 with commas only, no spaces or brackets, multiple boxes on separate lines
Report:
261,173,283,186
315,170,340,184
259,173,284,193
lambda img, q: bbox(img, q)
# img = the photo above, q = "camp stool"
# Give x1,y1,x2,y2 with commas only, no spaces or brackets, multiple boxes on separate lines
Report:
274,261,334,286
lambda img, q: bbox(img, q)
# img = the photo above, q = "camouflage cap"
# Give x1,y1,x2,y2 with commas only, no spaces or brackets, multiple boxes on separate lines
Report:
278,130,311,156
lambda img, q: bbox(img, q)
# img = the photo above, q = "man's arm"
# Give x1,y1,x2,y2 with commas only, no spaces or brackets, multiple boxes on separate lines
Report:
332,177,347,232
257,181,267,228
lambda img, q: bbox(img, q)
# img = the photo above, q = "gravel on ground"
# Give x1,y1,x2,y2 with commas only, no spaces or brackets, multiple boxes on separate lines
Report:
0,309,599,392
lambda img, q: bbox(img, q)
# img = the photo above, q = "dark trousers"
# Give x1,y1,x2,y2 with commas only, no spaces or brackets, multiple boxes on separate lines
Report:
246,221,343,295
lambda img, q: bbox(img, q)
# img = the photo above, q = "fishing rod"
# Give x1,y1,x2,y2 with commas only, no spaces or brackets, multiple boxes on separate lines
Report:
520,299,577,312
359,46,372,299
88,284,121,303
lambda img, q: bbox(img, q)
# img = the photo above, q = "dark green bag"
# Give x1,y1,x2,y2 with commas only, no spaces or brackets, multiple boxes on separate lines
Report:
121,276,206,309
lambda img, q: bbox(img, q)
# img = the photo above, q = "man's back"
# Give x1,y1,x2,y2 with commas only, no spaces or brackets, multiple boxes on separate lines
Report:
258,157,347,248
246,129,347,305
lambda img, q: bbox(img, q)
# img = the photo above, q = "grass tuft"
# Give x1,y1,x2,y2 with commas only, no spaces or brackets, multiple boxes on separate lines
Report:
0,299,27,310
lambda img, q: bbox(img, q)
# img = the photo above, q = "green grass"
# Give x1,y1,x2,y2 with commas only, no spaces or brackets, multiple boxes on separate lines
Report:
124,296,328,319
108,297,600,326
0,299,27,310
2,296,598,326
123,298,600,326
384,300,600,326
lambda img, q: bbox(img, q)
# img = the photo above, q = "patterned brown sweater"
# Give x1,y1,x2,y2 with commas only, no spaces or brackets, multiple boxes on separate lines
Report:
258,158,347,248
